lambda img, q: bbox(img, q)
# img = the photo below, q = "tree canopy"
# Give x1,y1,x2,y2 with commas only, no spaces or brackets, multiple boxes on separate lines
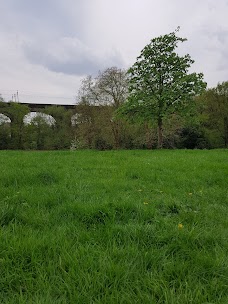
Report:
78,67,128,108
197,81,228,147
119,28,207,148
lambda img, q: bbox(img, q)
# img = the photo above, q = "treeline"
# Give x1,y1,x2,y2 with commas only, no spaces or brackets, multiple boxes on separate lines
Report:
0,80,227,150
0,30,227,150
0,99,158,150
0,101,71,150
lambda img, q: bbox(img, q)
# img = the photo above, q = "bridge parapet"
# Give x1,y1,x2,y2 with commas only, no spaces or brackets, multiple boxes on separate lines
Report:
20,103,76,111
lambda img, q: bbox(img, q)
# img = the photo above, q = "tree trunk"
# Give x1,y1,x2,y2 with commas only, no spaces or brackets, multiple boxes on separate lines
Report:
157,117,163,149
111,120,120,149
224,117,228,148
145,123,153,149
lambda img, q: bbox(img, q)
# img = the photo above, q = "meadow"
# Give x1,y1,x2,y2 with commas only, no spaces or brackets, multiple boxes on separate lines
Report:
0,149,227,303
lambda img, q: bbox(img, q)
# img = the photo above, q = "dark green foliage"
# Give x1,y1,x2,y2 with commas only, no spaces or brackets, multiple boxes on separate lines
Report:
23,118,55,150
0,102,74,150
0,101,29,149
178,126,209,149
0,123,11,149
196,81,228,148
44,106,73,149
72,103,144,150
1,80,228,150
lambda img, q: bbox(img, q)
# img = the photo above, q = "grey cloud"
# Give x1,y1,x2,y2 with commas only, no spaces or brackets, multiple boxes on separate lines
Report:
202,28,228,46
199,28,228,72
216,30,228,44
1,0,228,103
23,37,124,76
0,0,87,40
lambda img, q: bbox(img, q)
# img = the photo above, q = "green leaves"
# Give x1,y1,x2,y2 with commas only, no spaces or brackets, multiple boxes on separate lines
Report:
120,28,207,147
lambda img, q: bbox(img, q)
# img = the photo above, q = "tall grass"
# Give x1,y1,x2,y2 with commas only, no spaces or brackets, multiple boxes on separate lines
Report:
0,150,227,303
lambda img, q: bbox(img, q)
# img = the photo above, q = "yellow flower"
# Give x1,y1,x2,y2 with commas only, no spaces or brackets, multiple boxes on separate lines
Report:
178,223,183,229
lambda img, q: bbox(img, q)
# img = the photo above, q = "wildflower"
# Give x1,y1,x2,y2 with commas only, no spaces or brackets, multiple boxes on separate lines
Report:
178,223,183,229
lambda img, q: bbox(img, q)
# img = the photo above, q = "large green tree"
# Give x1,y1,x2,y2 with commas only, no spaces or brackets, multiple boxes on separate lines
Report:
119,28,206,148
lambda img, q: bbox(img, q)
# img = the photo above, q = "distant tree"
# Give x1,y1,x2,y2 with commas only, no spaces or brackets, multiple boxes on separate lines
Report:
78,67,128,108
72,103,97,149
0,113,11,149
198,82,228,147
213,82,228,147
23,113,55,150
118,28,206,148
44,106,73,149
0,101,10,149
78,67,129,148
0,102,29,149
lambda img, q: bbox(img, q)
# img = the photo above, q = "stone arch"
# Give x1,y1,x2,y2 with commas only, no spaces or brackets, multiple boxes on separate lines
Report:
23,112,56,126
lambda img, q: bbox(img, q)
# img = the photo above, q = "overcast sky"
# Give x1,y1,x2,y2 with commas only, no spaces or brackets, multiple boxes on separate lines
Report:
0,0,228,104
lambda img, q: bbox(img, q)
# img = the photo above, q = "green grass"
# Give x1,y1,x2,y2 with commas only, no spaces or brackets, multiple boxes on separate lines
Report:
0,149,227,303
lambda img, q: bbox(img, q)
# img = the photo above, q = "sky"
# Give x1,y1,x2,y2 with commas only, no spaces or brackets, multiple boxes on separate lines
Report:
0,0,228,105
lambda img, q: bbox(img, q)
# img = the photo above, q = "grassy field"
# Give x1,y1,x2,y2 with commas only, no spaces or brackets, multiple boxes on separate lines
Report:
0,149,227,303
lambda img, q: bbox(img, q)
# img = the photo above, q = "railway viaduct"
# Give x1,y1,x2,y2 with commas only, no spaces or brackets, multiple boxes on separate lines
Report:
0,102,77,125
